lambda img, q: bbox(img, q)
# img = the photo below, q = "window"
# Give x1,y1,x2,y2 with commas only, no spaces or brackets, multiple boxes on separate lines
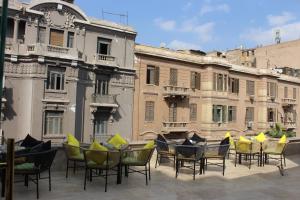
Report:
212,105,227,123
284,87,288,98
169,102,177,122
67,32,74,48
267,82,277,97
190,104,197,121
191,72,201,90
145,101,155,122
94,114,109,135
228,106,236,122
228,77,239,94
95,78,109,95
44,111,63,135
50,29,64,46
293,88,297,99
246,80,255,96
97,37,111,55
169,68,178,86
146,65,159,85
267,108,276,122
6,18,14,38
213,73,227,91
17,20,26,43
38,27,46,43
245,107,254,122
47,67,65,90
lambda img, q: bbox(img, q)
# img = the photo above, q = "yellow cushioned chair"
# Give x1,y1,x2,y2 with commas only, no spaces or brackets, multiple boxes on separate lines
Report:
235,136,260,169
87,141,108,165
108,134,128,149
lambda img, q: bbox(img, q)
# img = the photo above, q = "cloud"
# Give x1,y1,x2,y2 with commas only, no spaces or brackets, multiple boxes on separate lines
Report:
154,18,176,31
241,22,300,45
200,3,230,15
181,19,215,43
168,40,201,50
267,12,296,26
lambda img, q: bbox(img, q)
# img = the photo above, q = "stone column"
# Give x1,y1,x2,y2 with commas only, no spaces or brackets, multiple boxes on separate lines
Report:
74,27,79,49
13,16,20,43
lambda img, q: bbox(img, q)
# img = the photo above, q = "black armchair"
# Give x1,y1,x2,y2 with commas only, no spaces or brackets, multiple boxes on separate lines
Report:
14,149,57,199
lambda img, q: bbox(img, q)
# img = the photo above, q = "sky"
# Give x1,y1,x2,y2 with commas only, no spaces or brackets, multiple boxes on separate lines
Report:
27,0,300,52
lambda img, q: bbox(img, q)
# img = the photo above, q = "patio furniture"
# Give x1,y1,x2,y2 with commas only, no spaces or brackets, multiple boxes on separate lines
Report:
263,139,287,169
83,149,120,192
234,138,261,169
14,149,57,199
63,143,85,178
121,145,155,185
175,142,205,180
204,138,230,176
189,133,207,144
155,138,176,168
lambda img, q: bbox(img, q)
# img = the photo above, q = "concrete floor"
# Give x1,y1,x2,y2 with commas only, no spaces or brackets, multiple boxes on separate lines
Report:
13,154,300,200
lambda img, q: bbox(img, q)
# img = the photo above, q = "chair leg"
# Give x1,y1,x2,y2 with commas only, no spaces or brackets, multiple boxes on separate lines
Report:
235,153,237,167
249,155,252,169
280,155,283,169
222,158,225,176
173,155,176,169
49,169,51,191
73,161,76,174
155,153,159,168
89,169,92,182
148,162,151,180
36,174,39,199
145,165,148,185
105,169,108,192
284,154,286,167
175,160,178,178
193,161,196,180
66,160,69,178
24,175,29,187
84,168,87,190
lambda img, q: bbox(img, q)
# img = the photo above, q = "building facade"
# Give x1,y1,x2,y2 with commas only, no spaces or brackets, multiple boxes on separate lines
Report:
1,0,136,143
133,45,300,140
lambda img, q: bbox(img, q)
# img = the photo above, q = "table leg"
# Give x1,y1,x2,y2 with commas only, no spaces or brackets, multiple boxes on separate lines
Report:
239,154,242,164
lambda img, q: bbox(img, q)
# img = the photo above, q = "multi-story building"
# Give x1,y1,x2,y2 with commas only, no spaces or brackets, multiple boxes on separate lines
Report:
1,0,136,143
133,44,300,140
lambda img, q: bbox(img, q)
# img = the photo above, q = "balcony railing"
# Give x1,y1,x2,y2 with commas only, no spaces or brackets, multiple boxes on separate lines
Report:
283,121,296,129
163,86,190,98
95,54,117,67
282,98,297,106
90,94,118,108
162,122,189,133
27,44,82,60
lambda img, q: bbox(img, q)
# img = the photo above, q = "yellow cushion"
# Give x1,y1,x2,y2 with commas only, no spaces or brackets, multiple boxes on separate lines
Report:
67,134,80,147
278,135,287,144
67,134,80,156
108,134,128,149
239,136,251,144
224,132,231,138
143,140,155,149
255,132,266,143
88,141,108,165
225,132,234,147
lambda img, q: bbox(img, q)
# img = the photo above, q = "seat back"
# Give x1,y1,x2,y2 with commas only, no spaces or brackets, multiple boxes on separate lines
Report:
63,143,81,158
235,141,251,154
84,149,120,168
22,149,57,172
205,144,230,158
175,144,205,159
155,139,169,152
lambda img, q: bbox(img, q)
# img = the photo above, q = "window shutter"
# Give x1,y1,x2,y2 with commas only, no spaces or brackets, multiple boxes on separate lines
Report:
213,73,216,91
232,106,236,121
190,72,195,89
222,106,227,122
196,73,201,90
284,87,288,98
212,105,217,122
236,79,239,94
293,88,297,99
50,29,64,47
170,68,178,86
155,67,160,86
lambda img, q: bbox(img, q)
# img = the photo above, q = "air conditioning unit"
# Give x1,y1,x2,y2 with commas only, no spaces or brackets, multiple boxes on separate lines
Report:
247,121,253,129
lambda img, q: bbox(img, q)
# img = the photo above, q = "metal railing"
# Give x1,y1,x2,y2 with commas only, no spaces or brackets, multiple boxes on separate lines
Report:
282,98,297,105
163,85,190,97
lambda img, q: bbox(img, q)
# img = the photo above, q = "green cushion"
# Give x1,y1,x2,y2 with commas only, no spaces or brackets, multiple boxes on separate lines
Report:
108,134,128,149
15,163,35,171
137,140,154,161
122,157,145,166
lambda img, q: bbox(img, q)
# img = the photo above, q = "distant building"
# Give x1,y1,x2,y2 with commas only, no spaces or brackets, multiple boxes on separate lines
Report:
133,44,300,140
1,0,136,143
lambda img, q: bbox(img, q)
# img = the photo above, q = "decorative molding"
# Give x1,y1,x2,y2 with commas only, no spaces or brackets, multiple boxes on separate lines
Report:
110,74,134,87
4,62,46,75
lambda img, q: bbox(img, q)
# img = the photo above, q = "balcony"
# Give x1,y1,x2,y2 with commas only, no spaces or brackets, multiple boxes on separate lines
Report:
163,86,190,99
90,94,118,108
162,122,189,133
283,121,296,129
282,98,297,107
95,54,117,67
27,44,83,60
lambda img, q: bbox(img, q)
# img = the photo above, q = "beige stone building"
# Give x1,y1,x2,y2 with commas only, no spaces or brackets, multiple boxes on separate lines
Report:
1,0,136,143
133,44,300,140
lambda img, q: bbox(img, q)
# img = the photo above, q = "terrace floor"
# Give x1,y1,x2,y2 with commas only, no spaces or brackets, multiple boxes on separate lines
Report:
14,153,300,200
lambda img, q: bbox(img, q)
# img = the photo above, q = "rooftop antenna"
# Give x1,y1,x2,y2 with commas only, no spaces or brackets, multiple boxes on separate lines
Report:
275,29,281,44
101,9,128,25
